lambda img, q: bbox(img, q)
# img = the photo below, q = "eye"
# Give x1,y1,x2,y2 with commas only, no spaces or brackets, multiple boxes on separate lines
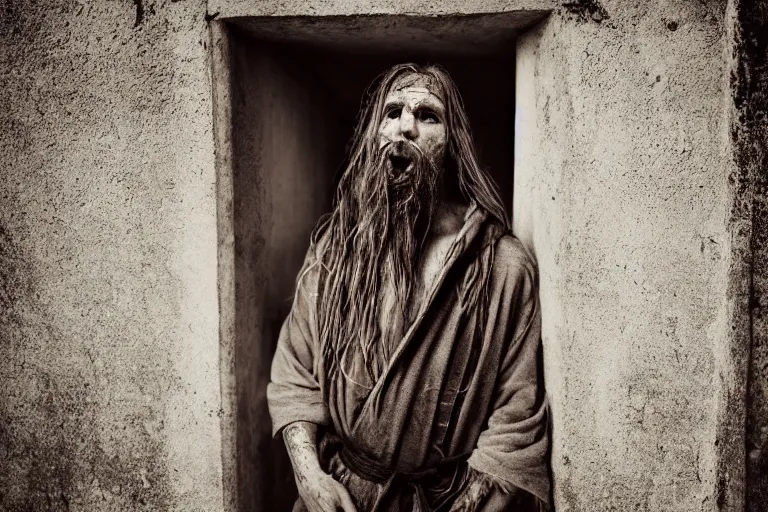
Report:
417,109,440,124
386,106,402,119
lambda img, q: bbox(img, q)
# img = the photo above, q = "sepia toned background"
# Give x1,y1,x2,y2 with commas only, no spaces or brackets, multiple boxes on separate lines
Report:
1,1,766,511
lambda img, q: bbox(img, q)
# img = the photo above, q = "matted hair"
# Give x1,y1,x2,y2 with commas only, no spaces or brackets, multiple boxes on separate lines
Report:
339,63,508,229
307,63,508,384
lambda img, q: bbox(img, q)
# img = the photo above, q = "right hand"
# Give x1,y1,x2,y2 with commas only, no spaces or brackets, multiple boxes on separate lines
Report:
295,468,357,512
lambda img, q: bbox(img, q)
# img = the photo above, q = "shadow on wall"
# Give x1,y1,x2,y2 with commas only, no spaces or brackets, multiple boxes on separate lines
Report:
228,25,517,512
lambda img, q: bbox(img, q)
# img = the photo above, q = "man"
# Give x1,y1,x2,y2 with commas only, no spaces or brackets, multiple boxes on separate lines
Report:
268,63,549,512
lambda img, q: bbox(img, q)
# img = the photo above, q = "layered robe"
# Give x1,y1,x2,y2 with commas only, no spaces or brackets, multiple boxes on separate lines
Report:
268,206,550,511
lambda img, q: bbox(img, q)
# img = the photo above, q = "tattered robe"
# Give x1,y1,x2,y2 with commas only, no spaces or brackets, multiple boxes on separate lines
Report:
268,207,550,511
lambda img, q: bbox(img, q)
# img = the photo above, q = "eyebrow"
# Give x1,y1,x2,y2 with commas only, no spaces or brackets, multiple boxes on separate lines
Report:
384,100,404,109
383,98,445,114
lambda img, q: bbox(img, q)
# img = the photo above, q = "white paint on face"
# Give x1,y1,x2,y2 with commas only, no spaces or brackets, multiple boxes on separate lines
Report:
378,84,447,164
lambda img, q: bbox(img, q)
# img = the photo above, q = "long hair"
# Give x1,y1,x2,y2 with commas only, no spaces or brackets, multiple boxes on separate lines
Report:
307,63,508,384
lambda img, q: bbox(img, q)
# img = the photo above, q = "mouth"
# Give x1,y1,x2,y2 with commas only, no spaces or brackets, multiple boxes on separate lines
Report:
389,154,413,174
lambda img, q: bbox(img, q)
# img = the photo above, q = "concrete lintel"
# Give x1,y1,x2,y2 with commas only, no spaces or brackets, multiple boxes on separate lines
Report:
226,11,549,54
209,0,557,19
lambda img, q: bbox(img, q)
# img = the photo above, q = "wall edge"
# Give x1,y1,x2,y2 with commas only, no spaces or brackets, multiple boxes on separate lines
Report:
210,19,238,512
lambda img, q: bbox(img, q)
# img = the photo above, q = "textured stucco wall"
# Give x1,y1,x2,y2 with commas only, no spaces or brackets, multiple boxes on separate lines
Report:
0,1,223,510
2,0,764,511
514,1,735,511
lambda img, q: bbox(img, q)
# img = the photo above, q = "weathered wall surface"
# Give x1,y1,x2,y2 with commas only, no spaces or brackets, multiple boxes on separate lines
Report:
2,0,763,511
514,1,734,510
0,1,223,511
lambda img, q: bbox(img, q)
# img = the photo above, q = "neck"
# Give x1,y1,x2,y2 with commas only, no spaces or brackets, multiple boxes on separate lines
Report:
430,197,468,238
428,165,468,238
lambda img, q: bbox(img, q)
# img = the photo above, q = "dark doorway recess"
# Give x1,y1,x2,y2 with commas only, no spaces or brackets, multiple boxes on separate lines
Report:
222,13,543,512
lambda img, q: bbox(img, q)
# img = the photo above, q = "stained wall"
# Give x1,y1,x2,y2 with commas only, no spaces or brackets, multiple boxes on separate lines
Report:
514,1,739,511
1,0,765,511
0,1,223,510
730,1,768,511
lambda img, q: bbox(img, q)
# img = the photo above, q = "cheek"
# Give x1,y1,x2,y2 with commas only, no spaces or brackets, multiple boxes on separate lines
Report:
378,119,397,143
421,126,446,156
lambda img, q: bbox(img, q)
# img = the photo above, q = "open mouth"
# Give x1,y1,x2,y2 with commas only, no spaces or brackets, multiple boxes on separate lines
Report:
389,155,413,174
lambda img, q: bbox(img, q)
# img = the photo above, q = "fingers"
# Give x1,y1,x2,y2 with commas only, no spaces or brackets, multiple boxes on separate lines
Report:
336,486,357,512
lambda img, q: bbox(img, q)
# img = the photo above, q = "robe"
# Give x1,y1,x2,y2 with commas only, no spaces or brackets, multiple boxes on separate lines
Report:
268,206,550,511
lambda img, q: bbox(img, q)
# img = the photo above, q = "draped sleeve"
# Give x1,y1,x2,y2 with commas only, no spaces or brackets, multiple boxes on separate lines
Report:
267,246,331,437
466,237,551,506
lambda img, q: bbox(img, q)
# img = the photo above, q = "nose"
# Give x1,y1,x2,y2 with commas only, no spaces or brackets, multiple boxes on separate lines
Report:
399,110,418,140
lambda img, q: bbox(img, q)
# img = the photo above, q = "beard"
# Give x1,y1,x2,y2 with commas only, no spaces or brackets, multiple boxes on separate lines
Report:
317,139,442,381
363,139,440,317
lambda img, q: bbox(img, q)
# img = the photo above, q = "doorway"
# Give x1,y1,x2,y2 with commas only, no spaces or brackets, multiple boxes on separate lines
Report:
216,13,543,511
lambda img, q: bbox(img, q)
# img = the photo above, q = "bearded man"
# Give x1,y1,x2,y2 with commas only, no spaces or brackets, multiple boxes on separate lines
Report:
267,63,550,512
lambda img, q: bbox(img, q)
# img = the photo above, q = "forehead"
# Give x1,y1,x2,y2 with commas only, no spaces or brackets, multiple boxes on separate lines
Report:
385,73,445,109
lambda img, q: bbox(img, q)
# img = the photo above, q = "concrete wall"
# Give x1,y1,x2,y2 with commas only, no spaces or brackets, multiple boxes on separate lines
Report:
210,0,556,17
513,1,745,510
1,0,765,511
0,1,223,510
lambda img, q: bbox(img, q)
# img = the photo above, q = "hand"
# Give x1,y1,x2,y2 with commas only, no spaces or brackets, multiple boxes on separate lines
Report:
283,422,355,511
295,468,357,512
449,467,496,512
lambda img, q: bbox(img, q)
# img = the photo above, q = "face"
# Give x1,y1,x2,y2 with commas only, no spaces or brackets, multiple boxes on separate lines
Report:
378,74,447,169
